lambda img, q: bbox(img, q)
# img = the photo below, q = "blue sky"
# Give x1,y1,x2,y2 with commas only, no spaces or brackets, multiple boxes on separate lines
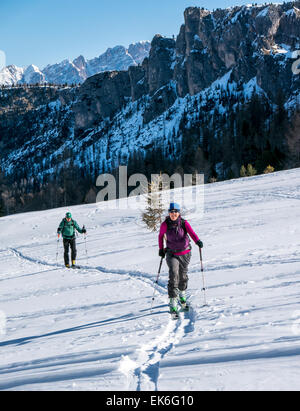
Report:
1,0,269,68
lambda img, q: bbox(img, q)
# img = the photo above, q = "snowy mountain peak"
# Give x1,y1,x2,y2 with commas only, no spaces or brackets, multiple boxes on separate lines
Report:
73,55,86,69
21,64,45,84
0,65,24,86
0,41,151,86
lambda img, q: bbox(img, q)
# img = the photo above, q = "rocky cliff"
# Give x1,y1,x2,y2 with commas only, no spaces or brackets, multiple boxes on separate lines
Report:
0,2,300,214
67,2,300,128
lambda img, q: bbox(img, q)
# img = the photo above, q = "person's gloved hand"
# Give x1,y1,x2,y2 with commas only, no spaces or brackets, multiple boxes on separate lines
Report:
82,228,87,234
196,240,203,248
159,249,166,259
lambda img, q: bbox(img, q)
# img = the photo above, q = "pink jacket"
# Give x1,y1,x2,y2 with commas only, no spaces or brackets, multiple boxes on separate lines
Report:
159,219,200,256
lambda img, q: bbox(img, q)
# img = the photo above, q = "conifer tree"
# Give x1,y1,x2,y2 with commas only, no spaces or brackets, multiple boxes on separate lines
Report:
247,164,257,176
142,174,165,232
240,165,247,177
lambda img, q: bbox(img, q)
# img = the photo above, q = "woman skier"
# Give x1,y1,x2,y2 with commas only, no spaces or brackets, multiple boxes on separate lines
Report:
57,212,86,268
158,203,203,316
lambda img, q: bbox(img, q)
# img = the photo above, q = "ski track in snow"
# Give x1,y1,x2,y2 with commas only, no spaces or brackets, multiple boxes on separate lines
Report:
6,246,167,296
121,309,196,391
1,245,197,391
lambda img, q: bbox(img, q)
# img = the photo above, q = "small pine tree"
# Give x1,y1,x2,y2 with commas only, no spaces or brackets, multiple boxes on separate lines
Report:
142,174,165,232
240,164,257,177
240,165,247,177
263,165,275,174
247,164,257,176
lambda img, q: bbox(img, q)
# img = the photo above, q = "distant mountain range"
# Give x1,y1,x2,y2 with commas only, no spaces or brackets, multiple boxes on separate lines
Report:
0,41,151,86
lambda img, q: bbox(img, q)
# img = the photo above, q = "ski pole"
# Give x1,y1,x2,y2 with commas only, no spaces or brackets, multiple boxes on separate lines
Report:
56,235,60,264
199,248,208,306
83,225,88,265
151,257,164,311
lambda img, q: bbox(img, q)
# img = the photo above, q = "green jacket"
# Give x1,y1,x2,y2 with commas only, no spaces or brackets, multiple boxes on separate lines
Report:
58,218,84,239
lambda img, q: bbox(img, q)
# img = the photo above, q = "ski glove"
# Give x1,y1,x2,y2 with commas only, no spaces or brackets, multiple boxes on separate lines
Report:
82,228,87,234
196,240,203,248
159,249,166,259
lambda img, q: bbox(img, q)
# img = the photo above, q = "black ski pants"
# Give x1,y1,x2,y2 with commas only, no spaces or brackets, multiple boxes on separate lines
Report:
166,251,191,298
63,238,77,265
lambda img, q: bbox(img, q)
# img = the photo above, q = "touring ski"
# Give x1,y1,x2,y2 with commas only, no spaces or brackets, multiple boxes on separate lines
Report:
170,311,180,320
179,301,190,312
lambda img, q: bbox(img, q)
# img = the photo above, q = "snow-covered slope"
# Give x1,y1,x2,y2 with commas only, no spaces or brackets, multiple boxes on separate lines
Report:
0,168,300,391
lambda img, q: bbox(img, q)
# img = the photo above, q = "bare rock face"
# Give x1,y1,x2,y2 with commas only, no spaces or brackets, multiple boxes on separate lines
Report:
173,3,300,99
275,6,300,47
136,35,177,123
128,65,147,102
73,71,131,130
72,35,177,127
146,35,176,95
255,4,281,38
143,83,177,124
175,6,259,96
70,2,300,128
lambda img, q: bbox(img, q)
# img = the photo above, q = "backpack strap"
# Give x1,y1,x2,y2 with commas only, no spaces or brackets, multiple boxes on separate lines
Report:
181,218,188,235
63,218,74,227
62,218,75,235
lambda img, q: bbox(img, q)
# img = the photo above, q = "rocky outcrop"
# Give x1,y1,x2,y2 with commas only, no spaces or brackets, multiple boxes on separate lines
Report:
3,2,300,130
128,65,147,102
143,82,177,124
275,6,300,48
174,2,300,98
72,35,177,128
73,71,131,130
145,35,176,95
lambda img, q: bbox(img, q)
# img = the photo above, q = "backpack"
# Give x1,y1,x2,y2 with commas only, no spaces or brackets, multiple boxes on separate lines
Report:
63,218,74,229
61,218,75,237
165,217,191,253
165,217,188,235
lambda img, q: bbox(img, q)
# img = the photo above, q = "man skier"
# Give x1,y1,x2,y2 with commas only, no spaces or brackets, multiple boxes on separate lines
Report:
158,203,203,316
57,212,86,268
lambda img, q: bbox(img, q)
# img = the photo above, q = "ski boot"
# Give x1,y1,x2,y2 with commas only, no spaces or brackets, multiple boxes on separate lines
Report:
71,260,80,269
179,291,190,312
169,298,180,320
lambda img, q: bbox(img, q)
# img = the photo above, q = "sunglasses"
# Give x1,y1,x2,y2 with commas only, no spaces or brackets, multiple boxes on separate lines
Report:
169,210,180,214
